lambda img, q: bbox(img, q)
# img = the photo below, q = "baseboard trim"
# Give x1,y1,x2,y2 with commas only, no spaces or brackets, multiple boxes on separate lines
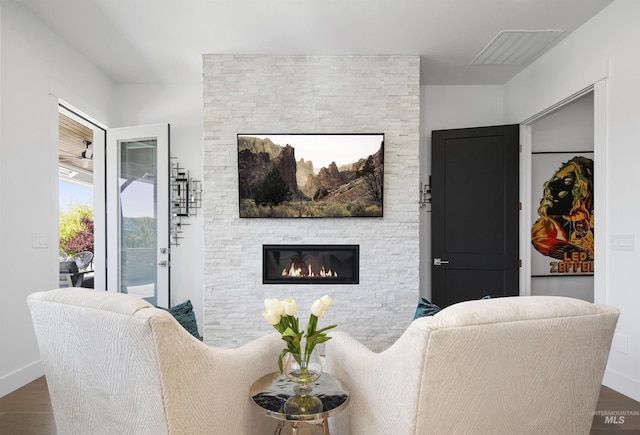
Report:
0,360,44,398
603,367,640,402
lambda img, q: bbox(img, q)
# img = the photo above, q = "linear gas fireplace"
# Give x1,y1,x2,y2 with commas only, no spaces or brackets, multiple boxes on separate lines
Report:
263,245,359,284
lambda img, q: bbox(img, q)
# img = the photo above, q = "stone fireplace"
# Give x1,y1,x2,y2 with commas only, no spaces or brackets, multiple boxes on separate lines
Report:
263,245,359,285
202,54,420,351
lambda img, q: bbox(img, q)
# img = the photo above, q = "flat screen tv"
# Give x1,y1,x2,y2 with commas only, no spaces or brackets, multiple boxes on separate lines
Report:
238,133,384,218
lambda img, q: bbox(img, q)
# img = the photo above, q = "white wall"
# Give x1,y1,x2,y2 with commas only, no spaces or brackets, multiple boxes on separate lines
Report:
0,0,115,396
202,55,421,351
419,85,505,299
113,84,204,333
505,0,640,401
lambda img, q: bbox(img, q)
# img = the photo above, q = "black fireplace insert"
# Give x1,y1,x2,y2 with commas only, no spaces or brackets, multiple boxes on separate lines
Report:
263,245,359,284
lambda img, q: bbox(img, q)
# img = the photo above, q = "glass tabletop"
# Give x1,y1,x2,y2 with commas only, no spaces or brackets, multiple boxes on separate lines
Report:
250,372,349,422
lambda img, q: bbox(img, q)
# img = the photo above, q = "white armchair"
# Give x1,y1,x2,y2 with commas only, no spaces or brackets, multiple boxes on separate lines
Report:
28,288,282,435
324,296,619,435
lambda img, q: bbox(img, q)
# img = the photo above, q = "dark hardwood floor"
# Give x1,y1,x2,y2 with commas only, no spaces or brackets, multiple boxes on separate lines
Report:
0,377,638,434
591,386,640,434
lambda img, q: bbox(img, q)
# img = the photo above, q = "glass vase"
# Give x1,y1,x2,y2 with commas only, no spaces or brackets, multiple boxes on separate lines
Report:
282,348,323,414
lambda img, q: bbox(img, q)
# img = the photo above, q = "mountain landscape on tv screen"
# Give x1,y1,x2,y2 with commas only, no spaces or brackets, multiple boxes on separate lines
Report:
238,135,383,218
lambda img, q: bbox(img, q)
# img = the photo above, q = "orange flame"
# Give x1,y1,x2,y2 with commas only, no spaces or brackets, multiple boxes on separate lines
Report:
280,262,338,278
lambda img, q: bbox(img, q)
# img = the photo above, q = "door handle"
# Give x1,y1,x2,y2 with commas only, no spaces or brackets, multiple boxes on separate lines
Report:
433,258,450,266
158,260,169,267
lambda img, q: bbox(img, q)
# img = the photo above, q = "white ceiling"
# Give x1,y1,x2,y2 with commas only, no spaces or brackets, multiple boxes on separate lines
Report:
16,0,613,85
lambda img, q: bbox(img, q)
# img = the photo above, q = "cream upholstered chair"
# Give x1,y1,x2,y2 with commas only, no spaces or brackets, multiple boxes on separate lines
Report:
27,288,282,435
324,296,619,435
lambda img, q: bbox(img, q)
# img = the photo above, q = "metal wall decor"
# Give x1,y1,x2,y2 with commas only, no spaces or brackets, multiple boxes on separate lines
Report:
419,177,431,209
170,158,202,246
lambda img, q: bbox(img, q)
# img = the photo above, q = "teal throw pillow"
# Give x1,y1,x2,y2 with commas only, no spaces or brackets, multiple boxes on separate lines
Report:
159,300,202,340
413,295,491,320
414,298,441,320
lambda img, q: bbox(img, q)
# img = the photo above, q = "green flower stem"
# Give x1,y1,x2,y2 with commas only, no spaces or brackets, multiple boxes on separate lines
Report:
299,364,310,384
275,313,337,375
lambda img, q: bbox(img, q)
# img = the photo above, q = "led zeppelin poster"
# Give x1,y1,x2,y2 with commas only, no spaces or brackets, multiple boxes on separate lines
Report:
531,153,594,276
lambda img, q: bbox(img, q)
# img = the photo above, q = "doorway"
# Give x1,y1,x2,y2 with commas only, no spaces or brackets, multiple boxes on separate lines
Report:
56,107,170,305
524,91,595,302
58,104,106,289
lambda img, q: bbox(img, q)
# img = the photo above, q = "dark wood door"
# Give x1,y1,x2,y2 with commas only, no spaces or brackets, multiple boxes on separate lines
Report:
431,125,520,307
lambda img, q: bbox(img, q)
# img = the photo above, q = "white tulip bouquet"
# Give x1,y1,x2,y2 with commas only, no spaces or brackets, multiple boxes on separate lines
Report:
263,295,337,374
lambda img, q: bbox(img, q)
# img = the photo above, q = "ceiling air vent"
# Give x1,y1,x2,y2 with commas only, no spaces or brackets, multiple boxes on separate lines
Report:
470,30,564,65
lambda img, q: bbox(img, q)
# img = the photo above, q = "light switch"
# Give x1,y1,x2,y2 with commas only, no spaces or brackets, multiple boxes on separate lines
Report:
32,233,49,248
611,234,634,251
615,333,629,354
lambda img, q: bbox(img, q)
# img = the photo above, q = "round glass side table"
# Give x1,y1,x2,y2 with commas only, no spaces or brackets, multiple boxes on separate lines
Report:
250,372,349,435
